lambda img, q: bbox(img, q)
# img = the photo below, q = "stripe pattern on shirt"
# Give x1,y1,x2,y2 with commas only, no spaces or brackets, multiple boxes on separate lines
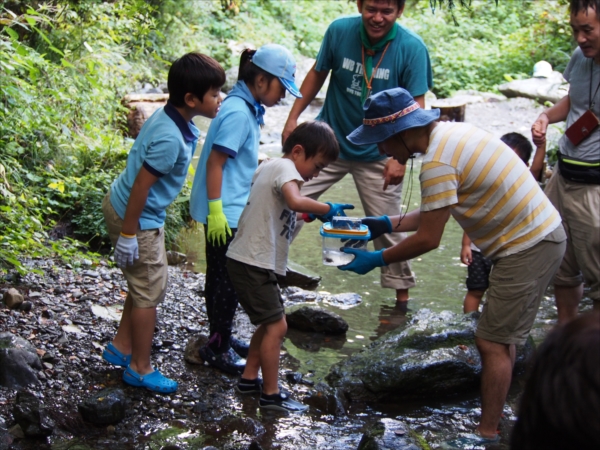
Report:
420,122,561,259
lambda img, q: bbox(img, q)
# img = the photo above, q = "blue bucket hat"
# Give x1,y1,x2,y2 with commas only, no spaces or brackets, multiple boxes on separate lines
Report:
347,88,440,145
252,44,302,98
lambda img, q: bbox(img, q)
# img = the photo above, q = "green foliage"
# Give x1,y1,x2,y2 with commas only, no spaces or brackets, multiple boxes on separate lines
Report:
403,0,573,97
0,2,158,273
152,0,354,69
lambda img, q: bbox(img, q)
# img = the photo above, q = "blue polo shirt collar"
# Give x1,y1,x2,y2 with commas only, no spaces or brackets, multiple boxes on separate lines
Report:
227,81,265,126
164,101,198,143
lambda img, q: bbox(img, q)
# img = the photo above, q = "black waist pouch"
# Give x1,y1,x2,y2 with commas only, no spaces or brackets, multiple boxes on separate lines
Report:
558,152,600,185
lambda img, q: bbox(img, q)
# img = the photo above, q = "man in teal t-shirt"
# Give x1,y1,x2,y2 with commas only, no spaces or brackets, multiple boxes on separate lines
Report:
283,0,433,304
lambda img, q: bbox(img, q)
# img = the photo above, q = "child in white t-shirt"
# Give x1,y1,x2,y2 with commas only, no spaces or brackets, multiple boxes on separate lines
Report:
226,121,352,412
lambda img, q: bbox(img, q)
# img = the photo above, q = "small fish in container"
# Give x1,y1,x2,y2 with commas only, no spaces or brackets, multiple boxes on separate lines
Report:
320,221,370,266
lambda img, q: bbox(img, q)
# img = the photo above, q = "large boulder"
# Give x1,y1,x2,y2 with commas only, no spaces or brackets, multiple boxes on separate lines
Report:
498,72,568,104
78,388,128,424
12,391,54,437
0,332,42,389
286,305,348,334
326,309,534,402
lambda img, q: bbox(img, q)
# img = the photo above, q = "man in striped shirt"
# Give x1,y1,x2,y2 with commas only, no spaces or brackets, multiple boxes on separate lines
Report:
342,88,566,444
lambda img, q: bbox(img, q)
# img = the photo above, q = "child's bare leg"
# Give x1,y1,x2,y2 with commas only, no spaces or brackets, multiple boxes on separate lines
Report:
112,293,134,354
260,317,288,395
464,290,485,313
241,324,265,380
127,306,157,375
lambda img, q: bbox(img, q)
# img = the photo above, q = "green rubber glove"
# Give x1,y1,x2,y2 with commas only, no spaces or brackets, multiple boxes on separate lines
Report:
207,198,232,246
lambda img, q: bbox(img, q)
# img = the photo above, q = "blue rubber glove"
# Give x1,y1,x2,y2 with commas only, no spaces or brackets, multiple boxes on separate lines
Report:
114,234,139,268
361,216,393,241
338,248,387,275
312,202,355,223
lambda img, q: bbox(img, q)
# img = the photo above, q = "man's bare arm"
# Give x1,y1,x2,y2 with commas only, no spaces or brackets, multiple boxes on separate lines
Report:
282,63,329,143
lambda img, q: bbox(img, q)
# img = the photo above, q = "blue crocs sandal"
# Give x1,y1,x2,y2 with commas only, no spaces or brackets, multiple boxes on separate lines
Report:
123,366,178,393
102,342,131,367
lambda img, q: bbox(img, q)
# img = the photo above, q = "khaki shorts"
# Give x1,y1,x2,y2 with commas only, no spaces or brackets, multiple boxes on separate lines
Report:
476,227,566,345
102,193,168,309
544,168,600,301
226,258,284,326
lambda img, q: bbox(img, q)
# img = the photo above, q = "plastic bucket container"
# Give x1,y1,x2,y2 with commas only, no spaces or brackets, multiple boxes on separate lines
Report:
320,222,370,266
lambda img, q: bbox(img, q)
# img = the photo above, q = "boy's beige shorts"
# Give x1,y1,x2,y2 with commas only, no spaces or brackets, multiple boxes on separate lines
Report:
102,193,168,309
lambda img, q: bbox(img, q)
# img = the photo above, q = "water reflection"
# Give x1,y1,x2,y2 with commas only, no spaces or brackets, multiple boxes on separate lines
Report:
372,302,410,341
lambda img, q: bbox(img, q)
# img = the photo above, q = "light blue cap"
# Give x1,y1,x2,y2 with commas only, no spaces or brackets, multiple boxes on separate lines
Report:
252,44,302,98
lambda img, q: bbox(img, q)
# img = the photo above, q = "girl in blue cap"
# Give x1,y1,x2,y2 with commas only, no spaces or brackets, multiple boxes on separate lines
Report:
189,44,302,374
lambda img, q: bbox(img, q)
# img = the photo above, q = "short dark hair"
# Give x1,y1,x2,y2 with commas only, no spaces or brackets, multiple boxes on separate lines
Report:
510,311,600,450
359,0,407,10
501,132,533,164
282,121,339,162
570,0,600,18
168,53,225,107
238,48,276,85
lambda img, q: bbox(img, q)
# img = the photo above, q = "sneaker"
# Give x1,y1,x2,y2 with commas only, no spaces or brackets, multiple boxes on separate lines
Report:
236,377,263,394
230,336,250,358
198,345,246,375
259,391,309,413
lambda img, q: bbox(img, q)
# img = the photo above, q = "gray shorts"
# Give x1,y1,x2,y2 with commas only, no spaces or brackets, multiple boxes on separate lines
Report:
226,258,284,325
544,168,600,301
476,226,566,345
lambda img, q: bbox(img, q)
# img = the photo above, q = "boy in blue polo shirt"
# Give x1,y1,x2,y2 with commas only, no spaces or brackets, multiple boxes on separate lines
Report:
101,52,225,393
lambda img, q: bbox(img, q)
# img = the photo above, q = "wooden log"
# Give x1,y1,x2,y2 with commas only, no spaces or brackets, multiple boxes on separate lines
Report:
431,100,466,122
122,94,169,138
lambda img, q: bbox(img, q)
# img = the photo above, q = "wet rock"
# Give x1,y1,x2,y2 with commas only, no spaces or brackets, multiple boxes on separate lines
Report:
285,371,303,384
283,286,319,304
0,432,12,450
303,382,348,416
205,415,265,438
357,419,423,450
184,334,208,365
276,263,321,291
326,309,534,402
3,288,23,309
0,332,42,389
78,388,128,424
19,301,33,312
12,391,54,437
7,424,23,440
166,251,187,265
286,306,348,334
323,292,362,309
0,417,12,450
